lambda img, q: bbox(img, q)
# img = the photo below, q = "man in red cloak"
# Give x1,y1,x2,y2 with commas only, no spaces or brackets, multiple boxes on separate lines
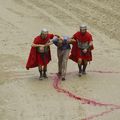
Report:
69,25,94,76
26,29,54,80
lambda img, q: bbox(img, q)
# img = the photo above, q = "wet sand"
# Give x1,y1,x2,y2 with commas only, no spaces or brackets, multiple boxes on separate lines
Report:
0,0,120,120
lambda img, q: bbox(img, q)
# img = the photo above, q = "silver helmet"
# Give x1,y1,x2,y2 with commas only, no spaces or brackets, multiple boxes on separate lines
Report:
41,28,48,34
80,24,87,30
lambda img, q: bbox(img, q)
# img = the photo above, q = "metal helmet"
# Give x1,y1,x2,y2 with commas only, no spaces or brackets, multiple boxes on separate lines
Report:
80,24,87,30
41,28,48,34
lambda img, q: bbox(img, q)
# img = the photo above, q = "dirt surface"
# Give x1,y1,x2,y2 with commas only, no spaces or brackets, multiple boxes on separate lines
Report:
0,0,120,120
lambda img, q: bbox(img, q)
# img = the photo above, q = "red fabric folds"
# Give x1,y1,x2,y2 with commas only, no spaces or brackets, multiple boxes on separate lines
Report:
69,31,94,63
26,34,54,69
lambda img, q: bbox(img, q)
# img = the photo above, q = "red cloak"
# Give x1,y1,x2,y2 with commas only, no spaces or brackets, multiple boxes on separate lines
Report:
26,34,54,70
69,31,94,63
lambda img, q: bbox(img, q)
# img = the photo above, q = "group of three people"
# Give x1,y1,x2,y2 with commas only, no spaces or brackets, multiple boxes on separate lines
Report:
26,24,94,81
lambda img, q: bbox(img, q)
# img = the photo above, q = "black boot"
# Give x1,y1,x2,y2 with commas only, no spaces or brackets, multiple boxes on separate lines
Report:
57,72,62,76
82,64,87,74
78,64,82,77
62,77,65,81
43,69,48,78
39,70,43,80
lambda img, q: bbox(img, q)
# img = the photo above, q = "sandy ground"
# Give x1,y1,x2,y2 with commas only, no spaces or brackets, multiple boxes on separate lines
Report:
0,0,120,120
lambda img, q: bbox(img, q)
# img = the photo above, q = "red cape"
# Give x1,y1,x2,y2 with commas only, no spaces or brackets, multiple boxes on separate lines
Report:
26,47,38,69
69,31,94,63
26,34,54,70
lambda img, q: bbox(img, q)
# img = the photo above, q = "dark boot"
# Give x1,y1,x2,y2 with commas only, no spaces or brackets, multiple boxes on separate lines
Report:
39,70,43,80
62,77,65,81
78,64,82,77
82,64,87,74
57,72,62,76
43,69,48,78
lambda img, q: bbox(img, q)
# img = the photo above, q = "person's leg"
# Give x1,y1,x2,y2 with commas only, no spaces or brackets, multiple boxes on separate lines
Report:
57,49,63,75
82,60,88,74
61,49,70,80
78,58,82,77
43,65,48,78
38,65,43,80
39,52,48,78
